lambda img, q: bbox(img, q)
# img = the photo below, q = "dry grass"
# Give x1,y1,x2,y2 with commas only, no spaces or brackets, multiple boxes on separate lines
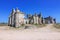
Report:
53,23,60,29
0,24,8,26
34,24,47,28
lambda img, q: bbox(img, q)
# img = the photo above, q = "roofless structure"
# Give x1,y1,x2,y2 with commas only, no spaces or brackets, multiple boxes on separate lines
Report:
8,8,56,27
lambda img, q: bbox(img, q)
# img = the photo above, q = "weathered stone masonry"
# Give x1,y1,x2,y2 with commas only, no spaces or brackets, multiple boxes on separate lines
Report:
8,8,56,27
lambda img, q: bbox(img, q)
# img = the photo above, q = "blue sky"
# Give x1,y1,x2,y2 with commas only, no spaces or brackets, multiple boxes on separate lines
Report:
0,0,60,23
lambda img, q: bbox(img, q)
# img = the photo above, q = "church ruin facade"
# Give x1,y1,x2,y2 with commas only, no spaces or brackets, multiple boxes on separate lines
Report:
8,8,56,27
8,8,25,27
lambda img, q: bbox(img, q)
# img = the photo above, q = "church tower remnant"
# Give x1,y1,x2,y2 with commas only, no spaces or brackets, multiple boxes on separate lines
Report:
8,8,25,27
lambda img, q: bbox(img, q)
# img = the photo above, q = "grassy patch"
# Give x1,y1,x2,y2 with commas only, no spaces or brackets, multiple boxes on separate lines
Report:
33,23,46,28
0,24,8,26
53,23,60,29
16,24,25,29
8,24,25,30
21,24,25,26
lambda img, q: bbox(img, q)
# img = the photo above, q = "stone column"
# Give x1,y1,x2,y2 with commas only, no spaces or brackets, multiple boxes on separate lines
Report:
9,15,12,26
11,8,15,27
33,16,36,24
33,16,39,24
51,19,55,24
15,13,19,27
36,16,39,24
8,17,10,26
11,15,12,26
45,20,48,24
15,8,21,27
39,18,42,24
42,18,45,24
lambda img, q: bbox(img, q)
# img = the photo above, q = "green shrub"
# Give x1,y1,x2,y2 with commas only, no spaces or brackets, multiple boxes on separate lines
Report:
34,23,38,25
21,24,25,26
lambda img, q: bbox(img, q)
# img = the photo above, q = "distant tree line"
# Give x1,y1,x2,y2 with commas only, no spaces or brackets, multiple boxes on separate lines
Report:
0,22,8,26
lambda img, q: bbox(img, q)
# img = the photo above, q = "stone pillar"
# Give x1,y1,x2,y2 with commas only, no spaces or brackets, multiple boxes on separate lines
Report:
38,13,42,24
51,19,55,24
39,18,42,24
45,20,48,24
11,8,15,27
33,13,39,24
42,18,45,24
8,17,10,26
36,16,39,24
15,13,19,27
8,15,11,26
15,8,21,27
11,15,14,27
33,16,38,24
11,15,12,26
33,16,36,24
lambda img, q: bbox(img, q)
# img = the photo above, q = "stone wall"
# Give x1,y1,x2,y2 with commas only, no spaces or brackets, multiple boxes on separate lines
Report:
8,8,56,27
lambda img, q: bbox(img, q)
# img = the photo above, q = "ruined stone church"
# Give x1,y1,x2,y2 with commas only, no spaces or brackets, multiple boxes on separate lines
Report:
8,8,56,27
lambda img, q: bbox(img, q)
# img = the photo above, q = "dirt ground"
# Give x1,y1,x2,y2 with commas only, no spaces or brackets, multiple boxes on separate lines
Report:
0,24,60,40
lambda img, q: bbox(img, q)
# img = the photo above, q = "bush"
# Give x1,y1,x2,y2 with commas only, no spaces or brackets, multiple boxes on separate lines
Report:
34,23,38,25
21,24,25,26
